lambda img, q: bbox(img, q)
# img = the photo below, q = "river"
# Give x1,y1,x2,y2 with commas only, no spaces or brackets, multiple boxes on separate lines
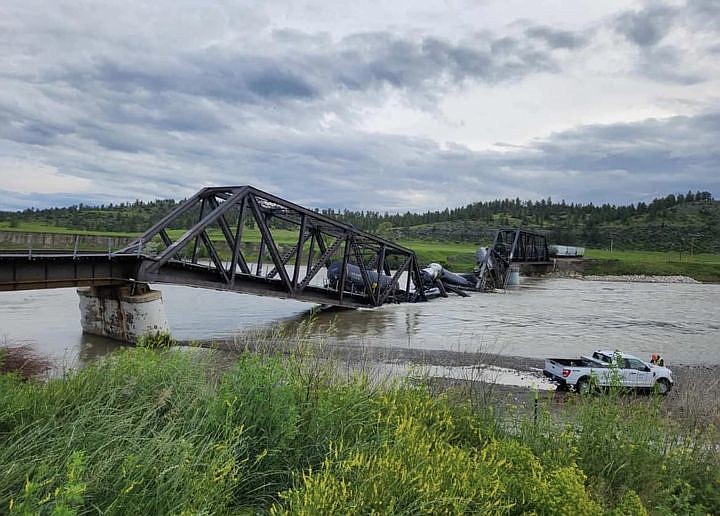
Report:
2,277,719,371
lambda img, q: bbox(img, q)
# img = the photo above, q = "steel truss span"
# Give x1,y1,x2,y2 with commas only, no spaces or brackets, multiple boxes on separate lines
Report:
493,228,550,263
0,186,426,308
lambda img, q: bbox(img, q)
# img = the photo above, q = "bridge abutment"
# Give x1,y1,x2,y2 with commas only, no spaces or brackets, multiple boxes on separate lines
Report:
77,284,169,343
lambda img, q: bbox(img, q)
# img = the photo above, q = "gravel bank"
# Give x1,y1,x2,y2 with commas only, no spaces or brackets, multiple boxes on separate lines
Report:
582,274,699,283
544,271,699,283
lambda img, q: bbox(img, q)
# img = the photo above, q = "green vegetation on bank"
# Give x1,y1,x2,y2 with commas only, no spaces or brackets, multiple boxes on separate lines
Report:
398,240,480,271
2,190,718,252
3,223,720,281
584,249,720,282
3,193,720,280
0,343,718,514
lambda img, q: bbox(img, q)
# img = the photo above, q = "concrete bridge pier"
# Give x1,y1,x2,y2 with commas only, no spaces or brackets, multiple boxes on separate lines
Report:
506,264,521,286
77,284,169,343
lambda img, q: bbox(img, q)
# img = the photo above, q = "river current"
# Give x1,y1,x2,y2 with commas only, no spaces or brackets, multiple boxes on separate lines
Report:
1,278,719,370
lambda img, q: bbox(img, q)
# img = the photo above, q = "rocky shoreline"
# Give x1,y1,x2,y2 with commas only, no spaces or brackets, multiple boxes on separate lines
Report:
545,270,699,283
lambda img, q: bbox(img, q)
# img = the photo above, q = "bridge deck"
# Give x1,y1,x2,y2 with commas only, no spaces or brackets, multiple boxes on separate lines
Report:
0,252,382,308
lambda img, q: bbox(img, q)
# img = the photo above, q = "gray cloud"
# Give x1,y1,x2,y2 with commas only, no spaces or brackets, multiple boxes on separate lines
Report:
0,1,717,213
615,5,677,47
0,22,578,161
636,46,706,85
2,109,717,212
50,30,565,109
525,26,588,49
612,0,720,84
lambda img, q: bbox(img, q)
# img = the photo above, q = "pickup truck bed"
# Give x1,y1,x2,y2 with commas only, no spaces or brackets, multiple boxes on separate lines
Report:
546,357,604,368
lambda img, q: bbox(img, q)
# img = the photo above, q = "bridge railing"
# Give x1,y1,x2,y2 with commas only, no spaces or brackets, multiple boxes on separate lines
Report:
0,231,136,256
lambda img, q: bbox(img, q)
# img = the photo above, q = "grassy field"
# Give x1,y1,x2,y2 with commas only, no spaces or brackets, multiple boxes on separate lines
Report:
0,222,139,238
3,223,720,281
1,338,718,515
586,248,720,264
397,240,478,270
0,221,295,243
584,249,720,282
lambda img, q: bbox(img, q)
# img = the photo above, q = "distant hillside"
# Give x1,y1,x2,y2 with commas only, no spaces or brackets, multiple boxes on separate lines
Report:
0,191,717,252
391,199,720,253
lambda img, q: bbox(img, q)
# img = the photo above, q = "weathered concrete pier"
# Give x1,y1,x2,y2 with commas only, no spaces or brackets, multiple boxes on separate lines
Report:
77,284,169,342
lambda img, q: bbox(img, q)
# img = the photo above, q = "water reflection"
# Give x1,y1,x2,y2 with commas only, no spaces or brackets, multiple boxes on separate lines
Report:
260,304,425,349
77,333,125,366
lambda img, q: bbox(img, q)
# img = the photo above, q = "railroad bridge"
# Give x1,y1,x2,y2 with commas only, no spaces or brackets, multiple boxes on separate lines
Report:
0,186,551,342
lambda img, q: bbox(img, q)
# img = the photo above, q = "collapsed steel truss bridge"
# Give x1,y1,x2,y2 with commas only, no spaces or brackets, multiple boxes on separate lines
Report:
0,186,425,308
494,228,550,264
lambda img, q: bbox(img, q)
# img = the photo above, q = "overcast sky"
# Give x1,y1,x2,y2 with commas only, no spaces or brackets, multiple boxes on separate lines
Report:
1,0,718,212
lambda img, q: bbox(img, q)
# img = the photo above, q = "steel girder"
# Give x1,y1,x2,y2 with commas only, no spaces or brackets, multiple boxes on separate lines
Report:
493,228,550,263
0,252,140,291
118,186,425,307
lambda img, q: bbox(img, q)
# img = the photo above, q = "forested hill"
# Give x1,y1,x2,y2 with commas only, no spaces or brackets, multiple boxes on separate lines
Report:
0,191,717,252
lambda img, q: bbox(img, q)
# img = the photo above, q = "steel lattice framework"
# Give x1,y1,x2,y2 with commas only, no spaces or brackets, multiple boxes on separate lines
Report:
0,187,425,307
493,228,550,263
114,186,425,307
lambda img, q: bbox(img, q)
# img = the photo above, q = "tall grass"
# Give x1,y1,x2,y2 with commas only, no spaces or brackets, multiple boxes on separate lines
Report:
1,344,718,514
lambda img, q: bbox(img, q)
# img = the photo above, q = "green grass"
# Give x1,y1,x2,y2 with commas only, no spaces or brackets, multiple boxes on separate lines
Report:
1,341,718,514
0,222,139,238
0,222,310,248
398,239,477,270
584,249,720,282
585,249,720,264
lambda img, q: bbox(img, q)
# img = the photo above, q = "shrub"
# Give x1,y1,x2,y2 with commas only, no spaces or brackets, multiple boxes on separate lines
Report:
572,394,719,513
1,346,718,514
273,388,602,515
135,330,176,348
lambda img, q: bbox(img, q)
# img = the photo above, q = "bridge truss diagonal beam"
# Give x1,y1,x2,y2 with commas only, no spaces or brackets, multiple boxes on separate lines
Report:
47,185,422,308
0,186,425,308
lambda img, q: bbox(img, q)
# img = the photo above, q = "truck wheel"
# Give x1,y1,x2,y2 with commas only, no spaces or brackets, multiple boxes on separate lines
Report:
576,377,593,395
655,378,672,396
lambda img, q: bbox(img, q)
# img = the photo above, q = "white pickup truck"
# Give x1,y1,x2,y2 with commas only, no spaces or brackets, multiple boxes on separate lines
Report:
543,350,674,395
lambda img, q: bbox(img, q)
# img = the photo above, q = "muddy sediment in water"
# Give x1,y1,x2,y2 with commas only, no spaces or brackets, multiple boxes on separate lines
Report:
0,345,52,379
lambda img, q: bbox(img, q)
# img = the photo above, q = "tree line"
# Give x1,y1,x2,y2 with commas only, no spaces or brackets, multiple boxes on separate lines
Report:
1,191,716,251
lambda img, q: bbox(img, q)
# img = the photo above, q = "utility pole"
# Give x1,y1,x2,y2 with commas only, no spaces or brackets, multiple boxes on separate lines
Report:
689,233,701,259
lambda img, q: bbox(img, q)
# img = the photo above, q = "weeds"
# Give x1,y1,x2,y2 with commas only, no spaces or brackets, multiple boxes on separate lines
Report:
135,330,176,348
0,338,717,514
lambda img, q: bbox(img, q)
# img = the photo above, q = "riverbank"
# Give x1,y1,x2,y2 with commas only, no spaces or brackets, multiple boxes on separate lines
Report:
546,270,700,283
293,342,720,430
583,249,720,283
1,344,718,514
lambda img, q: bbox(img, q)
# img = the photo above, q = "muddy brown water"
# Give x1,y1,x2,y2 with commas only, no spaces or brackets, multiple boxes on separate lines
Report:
1,277,719,373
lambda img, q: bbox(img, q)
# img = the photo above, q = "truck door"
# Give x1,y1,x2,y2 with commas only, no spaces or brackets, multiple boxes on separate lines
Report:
615,358,635,387
624,358,653,388
628,358,654,387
